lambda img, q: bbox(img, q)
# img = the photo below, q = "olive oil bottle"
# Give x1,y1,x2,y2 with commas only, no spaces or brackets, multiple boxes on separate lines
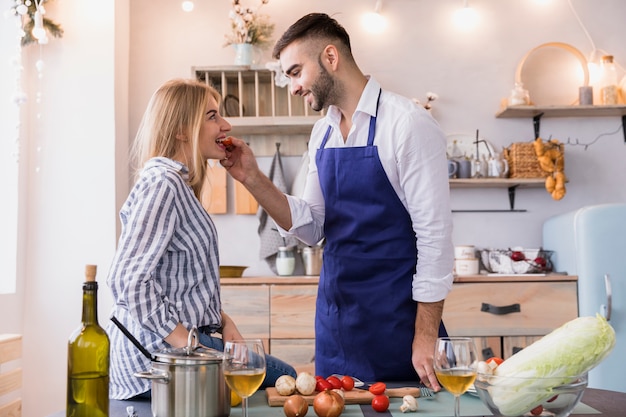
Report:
67,265,110,417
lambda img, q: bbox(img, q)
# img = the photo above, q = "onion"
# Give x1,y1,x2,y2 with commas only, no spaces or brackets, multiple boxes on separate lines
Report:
313,390,344,417
295,372,317,396
283,394,309,417
276,375,297,396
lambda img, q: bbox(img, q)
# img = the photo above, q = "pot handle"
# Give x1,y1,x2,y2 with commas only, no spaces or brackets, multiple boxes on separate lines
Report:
134,368,170,383
185,326,200,354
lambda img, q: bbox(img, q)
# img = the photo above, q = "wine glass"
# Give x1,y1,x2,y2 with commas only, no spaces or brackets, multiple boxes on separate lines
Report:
433,337,478,417
223,339,267,417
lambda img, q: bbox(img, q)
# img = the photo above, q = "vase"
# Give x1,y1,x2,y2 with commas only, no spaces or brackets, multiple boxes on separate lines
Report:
233,43,253,66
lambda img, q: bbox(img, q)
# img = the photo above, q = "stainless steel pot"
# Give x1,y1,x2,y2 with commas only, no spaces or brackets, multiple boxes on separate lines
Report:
134,328,230,417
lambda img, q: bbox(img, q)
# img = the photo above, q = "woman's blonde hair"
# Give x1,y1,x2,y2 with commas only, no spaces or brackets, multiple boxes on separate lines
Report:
132,78,221,198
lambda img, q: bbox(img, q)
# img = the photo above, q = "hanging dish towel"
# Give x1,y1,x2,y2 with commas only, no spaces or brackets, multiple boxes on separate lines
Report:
258,145,298,273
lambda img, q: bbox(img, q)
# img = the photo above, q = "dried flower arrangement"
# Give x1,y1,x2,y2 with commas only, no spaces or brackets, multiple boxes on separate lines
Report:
224,0,274,47
413,92,439,111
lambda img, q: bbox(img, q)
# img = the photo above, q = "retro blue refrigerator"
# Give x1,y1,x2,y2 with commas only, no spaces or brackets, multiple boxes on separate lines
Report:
543,203,626,393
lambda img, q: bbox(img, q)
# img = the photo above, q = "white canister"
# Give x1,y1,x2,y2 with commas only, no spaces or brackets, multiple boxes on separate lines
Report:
276,246,295,276
455,258,479,276
454,245,476,260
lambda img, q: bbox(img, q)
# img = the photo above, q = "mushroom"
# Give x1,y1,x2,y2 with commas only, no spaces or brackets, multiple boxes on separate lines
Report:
275,374,296,396
399,395,418,413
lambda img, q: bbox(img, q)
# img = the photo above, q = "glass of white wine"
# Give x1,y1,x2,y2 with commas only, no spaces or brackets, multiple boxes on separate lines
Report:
223,339,267,417
433,337,478,417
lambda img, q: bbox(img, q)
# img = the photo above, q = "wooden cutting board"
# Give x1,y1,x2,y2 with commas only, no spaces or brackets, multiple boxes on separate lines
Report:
202,163,227,214
265,387,422,406
234,181,258,214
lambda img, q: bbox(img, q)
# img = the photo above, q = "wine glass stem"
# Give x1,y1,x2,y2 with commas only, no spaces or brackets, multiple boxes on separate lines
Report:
454,394,461,417
242,396,249,417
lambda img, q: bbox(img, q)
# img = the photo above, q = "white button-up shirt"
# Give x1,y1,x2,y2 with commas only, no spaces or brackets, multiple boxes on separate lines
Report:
281,77,454,302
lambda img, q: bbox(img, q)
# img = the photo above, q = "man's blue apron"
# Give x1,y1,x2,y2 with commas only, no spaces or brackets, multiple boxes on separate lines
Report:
314,91,446,382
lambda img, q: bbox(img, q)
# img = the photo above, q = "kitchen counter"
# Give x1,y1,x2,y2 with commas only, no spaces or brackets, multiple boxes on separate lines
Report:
47,386,626,416
222,273,577,284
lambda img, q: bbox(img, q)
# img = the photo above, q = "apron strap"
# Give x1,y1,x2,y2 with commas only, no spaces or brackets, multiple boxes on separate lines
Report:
320,89,383,149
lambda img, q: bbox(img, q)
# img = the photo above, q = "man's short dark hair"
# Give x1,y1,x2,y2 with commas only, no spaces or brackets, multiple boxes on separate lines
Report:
272,13,352,60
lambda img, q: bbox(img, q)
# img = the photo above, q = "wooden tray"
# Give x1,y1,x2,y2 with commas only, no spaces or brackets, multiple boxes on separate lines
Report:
265,386,422,406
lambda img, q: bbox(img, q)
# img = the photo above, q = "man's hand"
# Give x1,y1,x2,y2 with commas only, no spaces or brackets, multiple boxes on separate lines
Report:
412,300,445,391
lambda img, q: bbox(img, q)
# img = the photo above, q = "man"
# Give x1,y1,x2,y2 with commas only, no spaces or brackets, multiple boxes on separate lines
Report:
221,13,453,389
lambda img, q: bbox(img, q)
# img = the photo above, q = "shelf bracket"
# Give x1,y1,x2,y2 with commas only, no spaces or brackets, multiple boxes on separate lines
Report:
508,185,520,211
533,112,544,139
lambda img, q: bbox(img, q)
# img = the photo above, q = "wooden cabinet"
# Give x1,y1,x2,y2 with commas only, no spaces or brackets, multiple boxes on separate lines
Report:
442,275,578,359
221,277,318,372
222,275,578,369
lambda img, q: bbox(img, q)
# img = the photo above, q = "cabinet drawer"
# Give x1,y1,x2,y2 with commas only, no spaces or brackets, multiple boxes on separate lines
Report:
270,339,315,370
442,281,577,337
270,285,317,339
221,285,270,338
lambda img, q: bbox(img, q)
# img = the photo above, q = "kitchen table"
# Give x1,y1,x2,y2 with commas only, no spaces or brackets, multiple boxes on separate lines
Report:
47,386,626,416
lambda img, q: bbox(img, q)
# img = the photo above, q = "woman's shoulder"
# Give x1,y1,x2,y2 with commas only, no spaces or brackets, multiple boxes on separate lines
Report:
139,157,188,183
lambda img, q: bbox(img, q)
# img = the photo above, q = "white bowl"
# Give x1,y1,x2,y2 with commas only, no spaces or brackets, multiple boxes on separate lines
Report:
474,372,587,417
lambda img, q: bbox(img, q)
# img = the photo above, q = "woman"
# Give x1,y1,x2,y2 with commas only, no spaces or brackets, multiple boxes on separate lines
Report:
106,78,296,400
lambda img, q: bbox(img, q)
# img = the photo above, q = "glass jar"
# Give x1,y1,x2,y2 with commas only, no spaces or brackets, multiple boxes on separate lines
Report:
276,246,295,276
507,82,530,106
599,55,619,105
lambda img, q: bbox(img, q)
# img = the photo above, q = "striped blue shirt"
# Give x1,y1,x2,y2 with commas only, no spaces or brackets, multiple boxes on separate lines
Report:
106,157,222,399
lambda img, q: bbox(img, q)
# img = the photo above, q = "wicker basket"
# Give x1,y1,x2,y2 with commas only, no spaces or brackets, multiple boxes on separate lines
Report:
504,141,549,179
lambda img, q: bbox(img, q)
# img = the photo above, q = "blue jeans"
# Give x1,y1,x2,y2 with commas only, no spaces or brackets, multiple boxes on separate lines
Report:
198,332,296,388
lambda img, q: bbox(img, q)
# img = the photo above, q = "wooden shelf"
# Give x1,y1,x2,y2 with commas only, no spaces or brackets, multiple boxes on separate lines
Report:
449,178,544,189
496,104,626,118
450,178,546,212
228,116,319,136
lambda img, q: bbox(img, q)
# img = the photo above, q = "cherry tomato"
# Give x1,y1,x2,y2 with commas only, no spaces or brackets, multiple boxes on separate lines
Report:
486,357,504,366
371,394,390,412
368,382,387,396
219,137,234,150
326,375,343,390
510,251,526,262
316,378,333,392
341,375,355,391
530,405,544,416
315,375,325,382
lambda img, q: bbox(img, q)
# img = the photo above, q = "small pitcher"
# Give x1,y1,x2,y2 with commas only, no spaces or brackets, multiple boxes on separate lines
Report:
488,153,509,178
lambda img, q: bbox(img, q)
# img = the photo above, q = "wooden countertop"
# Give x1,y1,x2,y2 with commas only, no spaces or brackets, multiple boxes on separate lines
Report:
221,274,576,285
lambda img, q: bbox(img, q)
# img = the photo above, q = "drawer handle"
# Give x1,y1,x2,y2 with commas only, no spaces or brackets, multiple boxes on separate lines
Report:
481,302,521,315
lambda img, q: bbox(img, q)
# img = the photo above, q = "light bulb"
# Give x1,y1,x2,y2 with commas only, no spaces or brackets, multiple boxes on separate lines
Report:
362,11,387,34
32,10,45,39
181,1,194,12
453,5,479,31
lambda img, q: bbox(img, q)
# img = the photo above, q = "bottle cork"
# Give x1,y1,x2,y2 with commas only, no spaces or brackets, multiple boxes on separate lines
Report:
85,264,98,282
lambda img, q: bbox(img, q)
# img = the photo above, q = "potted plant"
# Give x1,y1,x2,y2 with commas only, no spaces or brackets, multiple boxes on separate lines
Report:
224,0,274,66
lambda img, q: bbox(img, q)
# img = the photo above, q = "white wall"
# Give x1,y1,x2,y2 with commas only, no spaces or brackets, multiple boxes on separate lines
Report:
129,0,626,276
1,1,625,416
0,1,127,416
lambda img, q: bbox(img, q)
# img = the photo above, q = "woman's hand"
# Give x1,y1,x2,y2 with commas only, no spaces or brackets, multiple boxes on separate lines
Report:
220,311,244,343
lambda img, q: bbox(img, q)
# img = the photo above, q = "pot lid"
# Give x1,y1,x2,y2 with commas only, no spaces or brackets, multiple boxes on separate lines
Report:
154,346,224,365
153,326,224,364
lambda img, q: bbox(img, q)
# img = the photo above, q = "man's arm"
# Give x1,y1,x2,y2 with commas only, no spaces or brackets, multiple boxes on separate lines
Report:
220,137,293,230
411,299,445,391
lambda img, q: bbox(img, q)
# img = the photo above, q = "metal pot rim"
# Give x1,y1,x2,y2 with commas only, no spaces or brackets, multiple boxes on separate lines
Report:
154,346,224,365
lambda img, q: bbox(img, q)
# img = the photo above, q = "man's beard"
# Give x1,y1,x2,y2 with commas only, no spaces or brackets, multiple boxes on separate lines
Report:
309,57,339,112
